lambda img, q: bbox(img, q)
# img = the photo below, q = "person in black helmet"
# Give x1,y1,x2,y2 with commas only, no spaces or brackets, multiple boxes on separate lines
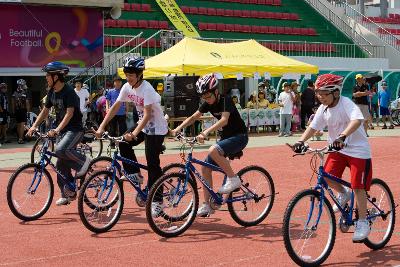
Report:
171,73,248,217
27,61,90,206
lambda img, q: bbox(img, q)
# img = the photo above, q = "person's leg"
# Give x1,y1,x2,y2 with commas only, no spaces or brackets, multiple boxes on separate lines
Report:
55,131,85,172
117,115,127,136
300,107,307,130
324,153,348,192
144,134,164,206
284,114,291,135
279,114,284,136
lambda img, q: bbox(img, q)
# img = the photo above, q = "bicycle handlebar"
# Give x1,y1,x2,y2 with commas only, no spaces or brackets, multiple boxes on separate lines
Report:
286,143,331,157
100,132,126,144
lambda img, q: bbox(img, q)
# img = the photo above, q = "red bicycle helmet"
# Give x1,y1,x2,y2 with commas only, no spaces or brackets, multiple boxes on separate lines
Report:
196,73,218,95
315,74,343,92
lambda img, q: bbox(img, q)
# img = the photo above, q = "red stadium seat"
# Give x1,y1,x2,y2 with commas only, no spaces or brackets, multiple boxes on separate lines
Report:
260,25,268,33
268,26,277,34
225,24,235,31
224,9,234,16
117,20,127,28
276,26,284,34
251,25,261,33
216,23,226,31
300,28,309,35
207,8,217,16
123,3,131,11
138,20,149,28
181,6,189,13
207,23,217,31
216,8,225,16
198,22,207,30
234,10,242,17
273,0,281,5
283,27,292,34
114,37,125,47
291,28,301,35
242,10,251,18
189,7,199,14
131,3,140,11
148,20,159,29
258,0,266,4
288,13,299,20
141,4,151,12
104,36,113,46
308,28,317,35
274,12,284,19
159,21,169,29
249,0,257,4
234,24,243,32
242,25,251,32
198,7,207,15
265,0,273,4
128,20,138,28
251,10,259,18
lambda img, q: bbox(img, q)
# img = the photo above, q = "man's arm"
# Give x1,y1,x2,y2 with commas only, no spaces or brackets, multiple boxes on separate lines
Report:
203,112,229,137
54,107,74,133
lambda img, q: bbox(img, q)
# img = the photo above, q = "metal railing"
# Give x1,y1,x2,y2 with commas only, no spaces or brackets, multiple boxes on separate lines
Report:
342,3,400,51
304,0,382,57
72,30,183,90
199,37,385,58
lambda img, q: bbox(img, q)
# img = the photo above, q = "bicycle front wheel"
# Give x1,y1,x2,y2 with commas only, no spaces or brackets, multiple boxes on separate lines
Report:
283,189,336,267
228,165,275,227
30,137,54,163
7,163,54,221
78,170,124,233
78,138,103,159
364,178,396,250
146,172,198,238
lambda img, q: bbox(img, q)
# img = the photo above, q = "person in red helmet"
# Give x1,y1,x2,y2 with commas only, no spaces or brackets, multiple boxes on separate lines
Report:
292,73,373,242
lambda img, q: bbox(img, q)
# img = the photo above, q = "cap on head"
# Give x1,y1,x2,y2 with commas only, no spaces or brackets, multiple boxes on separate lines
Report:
355,74,363,80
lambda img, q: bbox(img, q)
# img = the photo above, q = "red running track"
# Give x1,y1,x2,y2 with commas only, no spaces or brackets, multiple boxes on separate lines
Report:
0,137,399,266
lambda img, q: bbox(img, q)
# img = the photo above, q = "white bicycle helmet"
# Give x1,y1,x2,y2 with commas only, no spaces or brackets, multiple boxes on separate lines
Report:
196,73,218,95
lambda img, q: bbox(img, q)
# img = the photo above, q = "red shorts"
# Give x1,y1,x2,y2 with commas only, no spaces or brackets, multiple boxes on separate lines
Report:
324,153,372,191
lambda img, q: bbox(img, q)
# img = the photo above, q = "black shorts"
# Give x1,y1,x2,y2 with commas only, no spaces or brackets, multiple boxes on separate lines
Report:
0,112,7,125
15,109,27,123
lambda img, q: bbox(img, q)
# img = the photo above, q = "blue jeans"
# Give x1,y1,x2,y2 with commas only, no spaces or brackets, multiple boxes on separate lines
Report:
55,131,86,197
205,134,248,166
280,114,292,135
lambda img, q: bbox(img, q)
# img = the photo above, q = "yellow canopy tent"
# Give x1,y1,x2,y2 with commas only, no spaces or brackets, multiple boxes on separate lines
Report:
118,37,318,79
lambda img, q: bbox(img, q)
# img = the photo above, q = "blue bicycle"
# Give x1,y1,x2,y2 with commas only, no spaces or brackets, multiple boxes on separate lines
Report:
7,130,111,221
145,134,275,238
77,133,182,233
283,144,396,267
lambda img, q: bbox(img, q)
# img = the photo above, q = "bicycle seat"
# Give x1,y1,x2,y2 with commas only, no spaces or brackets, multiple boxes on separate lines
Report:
228,151,243,160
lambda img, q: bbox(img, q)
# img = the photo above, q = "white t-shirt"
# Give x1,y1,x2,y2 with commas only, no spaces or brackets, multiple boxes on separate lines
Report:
278,91,294,114
117,81,168,135
74,88,90,113
310,96,371,159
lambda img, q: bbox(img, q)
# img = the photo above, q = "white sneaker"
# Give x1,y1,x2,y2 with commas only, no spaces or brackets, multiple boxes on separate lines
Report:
151,202,164,218
120,173,144,184
218,175,241,194
353,219,371,242
56,195,76,206
197,203,215,217
76,156,92,177
332,187,351,213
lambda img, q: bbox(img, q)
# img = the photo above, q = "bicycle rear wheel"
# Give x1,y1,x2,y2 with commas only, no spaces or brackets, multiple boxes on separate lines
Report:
7,163,54,221
228,165,275,226
282,189,336,267
390,109,399,126
364,178,396,250
78,170,124,233
146,172,198,238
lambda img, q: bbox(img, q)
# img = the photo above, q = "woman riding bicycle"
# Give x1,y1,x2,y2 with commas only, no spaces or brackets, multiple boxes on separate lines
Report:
292,73,373,242
27,61,91,206
171,73,248,217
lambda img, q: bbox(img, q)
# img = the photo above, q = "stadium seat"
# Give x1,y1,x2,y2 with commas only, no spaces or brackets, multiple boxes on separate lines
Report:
292,28,301,35
207,23,217,31
283,27,292,34
198,22,208,31
276,26,284,34
105,19,117,28
148,20,158,29
208,8,217,16
251,25,261,33
189,7,199,14
141,4,151,12
251,10,259,18
234,24,243,32
138,20,149,28
300,28,309,35
242,25,251,32
198,7,207,15
249,0,257,4
216,8,225,16
242,10,251,18
225,9,234,16
288,13,299,20
272,0,281,5
181,6,189,13
127,20,138,28
159,21,169,29
123,3,131,11
265,0,273,4
114,37,125,47
104,36,113,46
260,25,268,33
258,0,266,4
216,23,226,31
117,20,127,28
131,3,140,11
234,10,242,17
225,24,235,31
275,12,284,20
308,28,317,35
268,26,277,34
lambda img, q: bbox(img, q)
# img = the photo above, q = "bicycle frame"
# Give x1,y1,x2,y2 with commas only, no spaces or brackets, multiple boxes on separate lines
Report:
307,150,387,229
181,147,258,206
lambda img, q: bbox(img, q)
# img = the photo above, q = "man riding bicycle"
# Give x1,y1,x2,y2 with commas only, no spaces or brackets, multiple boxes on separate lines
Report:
292,73,373,242
27,61,91,206
171,73,248,217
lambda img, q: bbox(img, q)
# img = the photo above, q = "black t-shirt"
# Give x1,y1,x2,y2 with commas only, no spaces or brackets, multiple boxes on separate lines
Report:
301,87,316,108
198,95,247,139
353,84,369,105
0,92,8,112
45,84,83,133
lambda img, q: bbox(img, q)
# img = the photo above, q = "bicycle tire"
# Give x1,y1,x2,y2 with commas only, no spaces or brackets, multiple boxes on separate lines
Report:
364,178,396,250
78,170,124,233
30,137,54,164
7,163,54,221
228,165,275,227
283,189,336,267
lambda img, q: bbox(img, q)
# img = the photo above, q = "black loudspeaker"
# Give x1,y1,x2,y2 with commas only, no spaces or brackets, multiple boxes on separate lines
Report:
164,96,200,118
163,76,199,97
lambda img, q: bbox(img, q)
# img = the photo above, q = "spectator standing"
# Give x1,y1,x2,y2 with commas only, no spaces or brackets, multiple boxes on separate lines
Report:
0,83,10,143
352,74,370,135
230,81,241,101
278,82,295,137
291,81,301,132
378,81,394,129
300,80,316,130
369,84,379,128
105,75,127,138
74,80,90,126
11,79,31,144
